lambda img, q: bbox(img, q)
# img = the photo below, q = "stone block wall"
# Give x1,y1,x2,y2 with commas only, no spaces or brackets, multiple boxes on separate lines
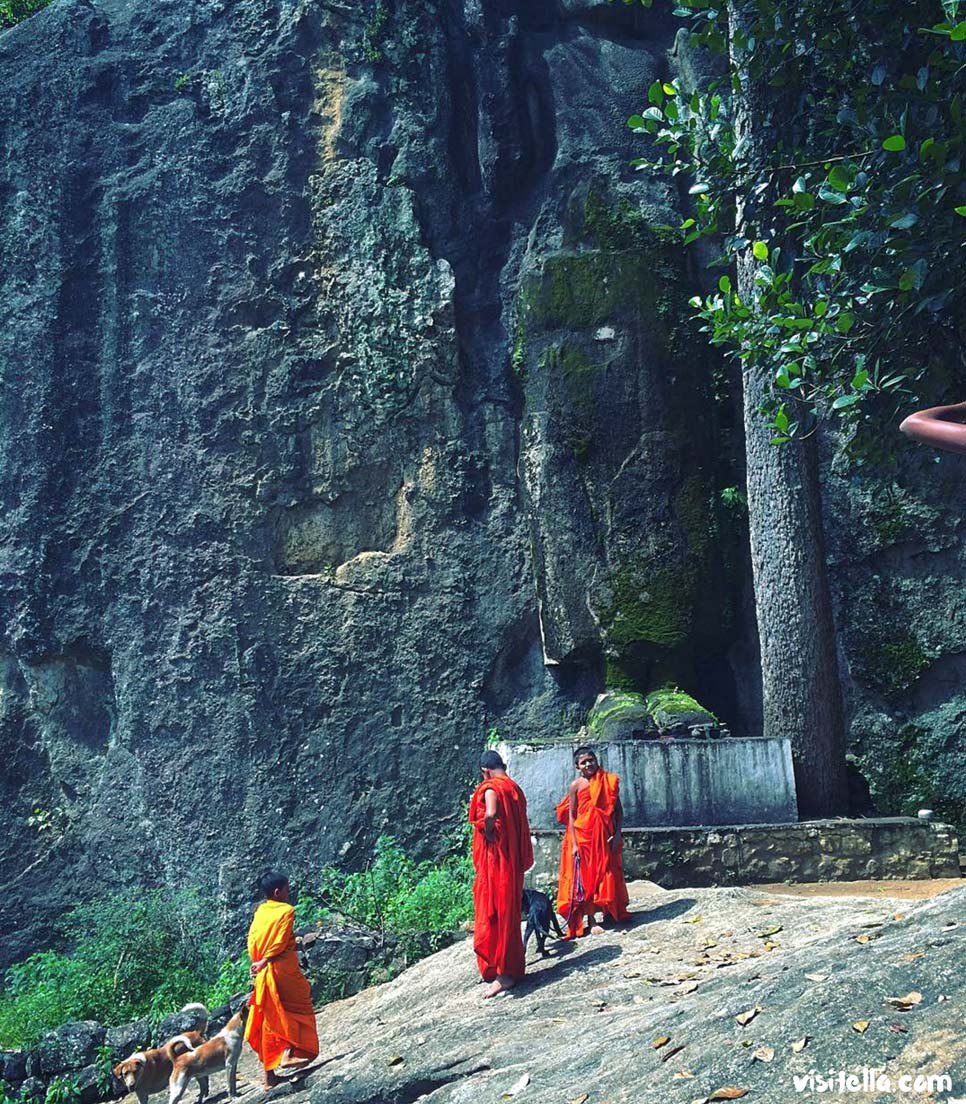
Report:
528,818,961,889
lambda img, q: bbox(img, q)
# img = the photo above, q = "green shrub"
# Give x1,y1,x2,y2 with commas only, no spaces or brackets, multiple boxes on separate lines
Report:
0,889,242,1049
43,1079,79,1104
301,834,474,961
0,0,52,30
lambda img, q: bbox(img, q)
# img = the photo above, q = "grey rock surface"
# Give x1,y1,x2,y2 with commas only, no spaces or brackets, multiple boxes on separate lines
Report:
0,0,964,973
36,1022,105,1076
0,0,748,964
217,881,966,1104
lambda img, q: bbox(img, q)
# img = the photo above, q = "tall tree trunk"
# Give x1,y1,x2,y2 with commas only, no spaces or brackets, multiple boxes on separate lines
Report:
729,2,848,816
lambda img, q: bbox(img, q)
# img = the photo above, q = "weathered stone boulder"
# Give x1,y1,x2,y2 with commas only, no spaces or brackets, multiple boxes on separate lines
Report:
644,686,717,733
587,691,656,740
36,1022,104,1076
154,1006,208,1045
103,1019,150,1061
0,1050,27,1084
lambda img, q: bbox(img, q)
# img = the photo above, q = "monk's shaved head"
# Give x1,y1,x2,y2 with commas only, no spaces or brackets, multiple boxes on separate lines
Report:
479,750,506,770
573,745,598,764
258,869,289,898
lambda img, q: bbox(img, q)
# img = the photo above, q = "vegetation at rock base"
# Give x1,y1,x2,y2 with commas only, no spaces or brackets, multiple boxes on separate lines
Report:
0,0,51,30
294,833,474,962
0,889,248,1048
0,837,473,1049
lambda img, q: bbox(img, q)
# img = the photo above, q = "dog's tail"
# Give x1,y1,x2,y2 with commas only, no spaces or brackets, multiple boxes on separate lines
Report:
179,1002,209,1032
164,1035,197,1060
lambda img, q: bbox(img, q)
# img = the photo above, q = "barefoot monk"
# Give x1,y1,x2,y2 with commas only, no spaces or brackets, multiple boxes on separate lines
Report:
245,870,319,1088
469,750,534,997
556,746,630,938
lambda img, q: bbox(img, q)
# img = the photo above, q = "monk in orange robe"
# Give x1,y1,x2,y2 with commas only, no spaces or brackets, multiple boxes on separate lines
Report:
469,750,534,997
245,871,319,1088
556,746,631,937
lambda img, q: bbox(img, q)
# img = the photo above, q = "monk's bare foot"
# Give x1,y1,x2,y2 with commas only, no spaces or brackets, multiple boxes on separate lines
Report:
263,1071,281,1090
482,976,516,998
590,924,604,935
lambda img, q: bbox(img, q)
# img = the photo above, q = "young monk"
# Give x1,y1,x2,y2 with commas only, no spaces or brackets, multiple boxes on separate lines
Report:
556,746,631,937
245,871,319,1088
468,750,534,997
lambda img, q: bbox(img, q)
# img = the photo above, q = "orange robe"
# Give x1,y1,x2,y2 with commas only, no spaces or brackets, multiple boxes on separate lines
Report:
244,900,319,1071
468,774,534,982
555,769,631,937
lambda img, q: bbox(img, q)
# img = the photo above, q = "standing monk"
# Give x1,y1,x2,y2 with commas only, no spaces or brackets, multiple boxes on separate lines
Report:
468,750,534,997
556,746,631,938
245,871,319,1088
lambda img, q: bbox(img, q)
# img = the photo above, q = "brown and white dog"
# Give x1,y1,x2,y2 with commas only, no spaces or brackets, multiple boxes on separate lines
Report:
113,1003,210,1104
168,998,249,1104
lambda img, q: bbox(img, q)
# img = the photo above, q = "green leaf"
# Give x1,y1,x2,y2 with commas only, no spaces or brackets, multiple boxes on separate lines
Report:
792,176,807,194
719,275,732,294
889,212,919,229
882,134,906,151
832,394,861,410
951,20,966,40
627,114,648,130
836,313,855,334
851,368,869,390
955,206,966,217
689,182,711,195
688,295,704,308
648,81,664,106
752,240,769,261
662,83,677,96
774,405,789,432
828,165,851,192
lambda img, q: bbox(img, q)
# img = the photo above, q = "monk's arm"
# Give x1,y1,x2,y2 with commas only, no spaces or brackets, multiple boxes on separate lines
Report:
483,787,498,842
899,401,966,455
609,795,624,853
568,780,580,856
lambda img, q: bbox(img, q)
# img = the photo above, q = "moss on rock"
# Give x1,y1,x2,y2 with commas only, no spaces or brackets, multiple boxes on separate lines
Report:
644,686,717,729
603,563,696,650
587,691,654,741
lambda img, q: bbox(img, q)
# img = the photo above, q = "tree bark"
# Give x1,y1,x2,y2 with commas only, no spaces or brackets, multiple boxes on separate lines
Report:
729,1,848,816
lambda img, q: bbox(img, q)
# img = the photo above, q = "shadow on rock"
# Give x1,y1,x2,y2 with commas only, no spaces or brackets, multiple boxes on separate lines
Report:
631,898,698,925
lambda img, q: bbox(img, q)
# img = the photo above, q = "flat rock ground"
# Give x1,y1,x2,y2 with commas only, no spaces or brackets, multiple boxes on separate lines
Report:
208,881,966,1104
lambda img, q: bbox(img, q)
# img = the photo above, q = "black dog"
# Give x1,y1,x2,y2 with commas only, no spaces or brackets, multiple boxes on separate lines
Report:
522,888,565,956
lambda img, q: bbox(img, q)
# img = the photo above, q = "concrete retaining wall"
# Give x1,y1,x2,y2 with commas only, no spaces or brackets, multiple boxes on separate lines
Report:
500,738,798,829
527,818,961,888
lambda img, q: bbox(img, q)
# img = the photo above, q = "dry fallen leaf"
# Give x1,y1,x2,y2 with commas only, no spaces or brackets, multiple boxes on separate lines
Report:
893,912,906,921
387,1055,404,1067
622,971,641,979
673,1071,695,1080
735,1006,760,1026
938,994,949,1003
415,1036,427,1046
759,924,783,937
709,1089,748,1101
804,973,829,982
942,922,958,931
852,1020,871,1033
752,1046,775,1063
503,1073,530,1098
703,939,718,948
791,1036,808,1053
889,1023,908,1034
885,991,923,1011
856,934,871,944
660,1045,686,1064
677,980,700,995
902,952,924,962
651,1036,671,1050
683,915,704,924
568,1095,589,1104
763,940,779,952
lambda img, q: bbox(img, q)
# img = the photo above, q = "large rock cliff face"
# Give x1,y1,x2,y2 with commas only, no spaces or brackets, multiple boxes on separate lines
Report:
1,0,963,967
0,0,748,963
